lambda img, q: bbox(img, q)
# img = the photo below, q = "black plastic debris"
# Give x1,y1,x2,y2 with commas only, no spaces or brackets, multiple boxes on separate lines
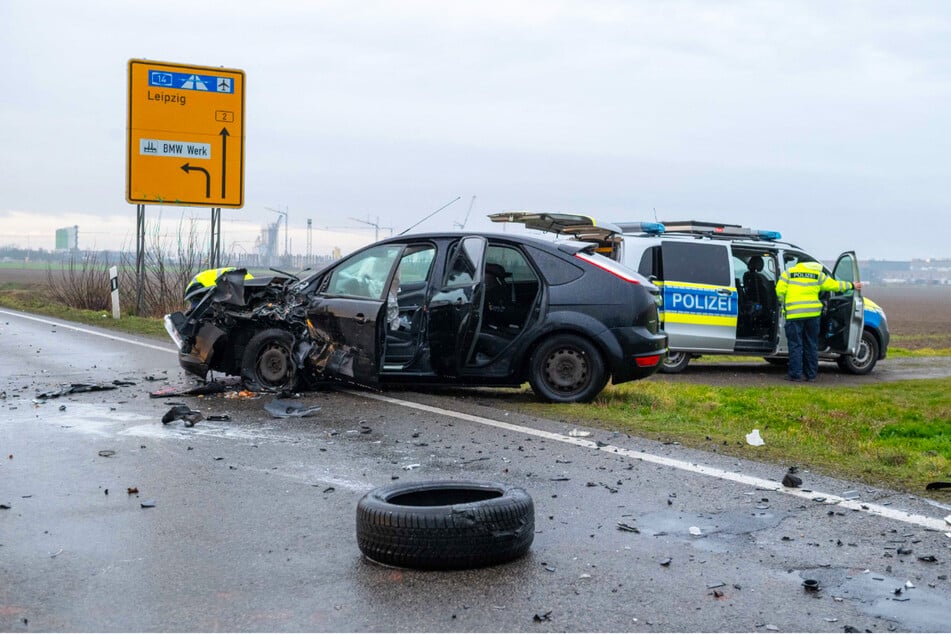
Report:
803,579,820,591
264,399,321,418
0,503,11,510
98,450,116,458
36,383,118,399
925,481,951,490
140,500,156,508
617,522,640,533
206,414,231,422
659,558,672,566
917,555,938,563
782,467,802,488
161,405,204,427
533,611,552,623
112,380,137,387
149,381,229,398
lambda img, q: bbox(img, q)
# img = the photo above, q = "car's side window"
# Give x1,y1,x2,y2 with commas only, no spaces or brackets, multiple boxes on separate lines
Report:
637,246,662,279
323,245,403,299
444,237,485,288
661,241,731,286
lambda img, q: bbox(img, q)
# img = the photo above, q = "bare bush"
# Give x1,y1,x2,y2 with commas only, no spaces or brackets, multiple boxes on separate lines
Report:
46,252,111,310
119,214,216,317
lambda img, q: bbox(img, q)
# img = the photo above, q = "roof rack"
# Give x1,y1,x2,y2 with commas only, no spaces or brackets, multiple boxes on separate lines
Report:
657,220,781,241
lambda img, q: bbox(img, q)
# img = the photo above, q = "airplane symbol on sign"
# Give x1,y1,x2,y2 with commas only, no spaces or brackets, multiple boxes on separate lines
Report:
217,78,232,92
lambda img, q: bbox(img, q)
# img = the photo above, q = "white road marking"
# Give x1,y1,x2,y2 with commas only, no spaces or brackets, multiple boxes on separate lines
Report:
0,310,178,354
7,309,943,533
347,390,951,534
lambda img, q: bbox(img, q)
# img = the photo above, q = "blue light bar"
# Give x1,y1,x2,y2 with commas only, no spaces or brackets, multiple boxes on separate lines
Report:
757,230,782,240
641,222,666,235
617,221,665,235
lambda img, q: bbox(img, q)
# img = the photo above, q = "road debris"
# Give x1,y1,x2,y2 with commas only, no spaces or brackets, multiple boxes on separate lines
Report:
782,468,802,488
745,429,765,446
140,500,156,508
659,558,672,566
97,450,116,458
533,611,552,622
616,522,640,533
36,383,118,399
264,399,321,418
148,381,233,398
689,526,702,536
567,429,591,437
161,405,204,427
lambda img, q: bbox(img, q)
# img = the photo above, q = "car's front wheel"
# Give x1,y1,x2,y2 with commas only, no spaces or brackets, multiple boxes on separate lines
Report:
528,334,607,403
241,328,298,392
836,329,879,375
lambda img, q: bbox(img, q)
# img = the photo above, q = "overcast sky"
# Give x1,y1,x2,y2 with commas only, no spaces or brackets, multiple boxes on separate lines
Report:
1,0,949,260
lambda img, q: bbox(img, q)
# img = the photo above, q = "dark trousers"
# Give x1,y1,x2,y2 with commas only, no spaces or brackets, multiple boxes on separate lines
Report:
785,316,820,379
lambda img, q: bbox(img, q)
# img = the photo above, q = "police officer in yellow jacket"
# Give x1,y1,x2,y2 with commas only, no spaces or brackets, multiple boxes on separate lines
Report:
775,261,861,382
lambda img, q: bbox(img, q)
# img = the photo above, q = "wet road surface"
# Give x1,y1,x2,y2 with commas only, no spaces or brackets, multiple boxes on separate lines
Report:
2,309,950,632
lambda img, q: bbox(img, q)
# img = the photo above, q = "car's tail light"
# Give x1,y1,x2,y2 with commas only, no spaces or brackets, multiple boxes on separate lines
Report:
635,354,661,368
574,252,641,283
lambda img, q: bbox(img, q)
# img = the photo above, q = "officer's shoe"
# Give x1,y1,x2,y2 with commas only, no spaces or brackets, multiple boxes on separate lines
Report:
805,376,818,382
785,375,803,382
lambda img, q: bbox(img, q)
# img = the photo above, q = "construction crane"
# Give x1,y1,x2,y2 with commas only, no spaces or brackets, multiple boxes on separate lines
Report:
265,206,289,258
349,216,393,242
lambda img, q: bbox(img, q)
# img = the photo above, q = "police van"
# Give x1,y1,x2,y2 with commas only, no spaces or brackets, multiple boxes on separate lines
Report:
489,213,889,375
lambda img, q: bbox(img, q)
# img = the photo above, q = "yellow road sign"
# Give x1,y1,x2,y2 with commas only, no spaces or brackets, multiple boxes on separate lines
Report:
126,59,245,208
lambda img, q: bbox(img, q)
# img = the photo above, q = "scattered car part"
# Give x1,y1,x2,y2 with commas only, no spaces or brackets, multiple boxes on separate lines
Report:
263,399,321,418
355,480,534,570
161,405,203,427
36,383,118,399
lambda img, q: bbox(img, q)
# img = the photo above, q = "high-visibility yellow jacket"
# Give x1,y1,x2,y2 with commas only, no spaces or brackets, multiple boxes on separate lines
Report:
775,261,853,320
185,267,252,302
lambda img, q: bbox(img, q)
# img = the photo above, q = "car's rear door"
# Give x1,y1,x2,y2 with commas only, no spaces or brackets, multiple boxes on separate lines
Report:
428,236,487,374
660,241,737,353
823,251,864,355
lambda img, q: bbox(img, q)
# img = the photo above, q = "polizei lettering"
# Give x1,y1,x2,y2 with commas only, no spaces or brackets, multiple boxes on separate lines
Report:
147,90,187,106
670,291,732,313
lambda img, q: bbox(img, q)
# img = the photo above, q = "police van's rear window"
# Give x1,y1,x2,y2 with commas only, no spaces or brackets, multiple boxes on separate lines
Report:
661,241,731,287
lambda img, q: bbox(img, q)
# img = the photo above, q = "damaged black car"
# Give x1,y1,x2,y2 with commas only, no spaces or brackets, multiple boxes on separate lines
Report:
164,232,667,403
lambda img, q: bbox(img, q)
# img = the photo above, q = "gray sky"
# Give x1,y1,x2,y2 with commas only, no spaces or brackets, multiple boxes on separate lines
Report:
1,0,949,259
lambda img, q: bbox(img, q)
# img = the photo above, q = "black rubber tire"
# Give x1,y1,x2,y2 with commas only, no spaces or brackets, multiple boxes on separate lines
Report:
356,480,534,570
836,329,879,375
527,334,607,403
658,350,691,374
240,328,298,392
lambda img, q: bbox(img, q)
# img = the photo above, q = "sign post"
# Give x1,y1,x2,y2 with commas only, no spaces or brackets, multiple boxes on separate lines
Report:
126,59,245,208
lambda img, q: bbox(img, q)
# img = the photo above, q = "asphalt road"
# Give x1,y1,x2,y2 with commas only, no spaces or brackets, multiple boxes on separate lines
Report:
2,309,950,632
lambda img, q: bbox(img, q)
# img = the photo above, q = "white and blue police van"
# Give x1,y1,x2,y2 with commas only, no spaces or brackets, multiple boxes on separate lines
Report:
490,214,889,375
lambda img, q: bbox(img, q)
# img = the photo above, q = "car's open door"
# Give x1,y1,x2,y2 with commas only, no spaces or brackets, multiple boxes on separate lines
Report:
488,211,624,260
306,244,404,386
428,236,487,375
822,251,864,355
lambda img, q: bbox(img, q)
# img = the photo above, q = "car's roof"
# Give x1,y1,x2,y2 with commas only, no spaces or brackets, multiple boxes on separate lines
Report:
375,231,597,255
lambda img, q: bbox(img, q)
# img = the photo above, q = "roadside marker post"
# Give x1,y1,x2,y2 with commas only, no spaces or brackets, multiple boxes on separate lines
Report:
109,266,120,320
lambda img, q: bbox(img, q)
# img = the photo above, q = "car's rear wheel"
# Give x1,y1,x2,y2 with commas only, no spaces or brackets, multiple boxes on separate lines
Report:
836,329,879,375
659,350,691,374
241,328,297,392
528,334,607,403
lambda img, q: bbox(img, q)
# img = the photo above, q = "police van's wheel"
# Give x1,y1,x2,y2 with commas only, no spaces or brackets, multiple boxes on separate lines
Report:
356,481,535,570
528,334,607,403
241,328,297,392
836,330,879,375
659,350,691,374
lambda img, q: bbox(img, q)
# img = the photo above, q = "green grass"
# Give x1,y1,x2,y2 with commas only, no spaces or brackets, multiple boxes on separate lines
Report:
3,288,949,494
0,289,168,338
515,379,951,494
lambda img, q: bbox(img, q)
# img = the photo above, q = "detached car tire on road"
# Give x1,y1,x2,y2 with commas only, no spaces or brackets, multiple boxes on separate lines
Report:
356,480,535,570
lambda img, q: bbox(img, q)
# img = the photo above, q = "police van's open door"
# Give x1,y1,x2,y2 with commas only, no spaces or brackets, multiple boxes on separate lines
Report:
822,251,864,355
